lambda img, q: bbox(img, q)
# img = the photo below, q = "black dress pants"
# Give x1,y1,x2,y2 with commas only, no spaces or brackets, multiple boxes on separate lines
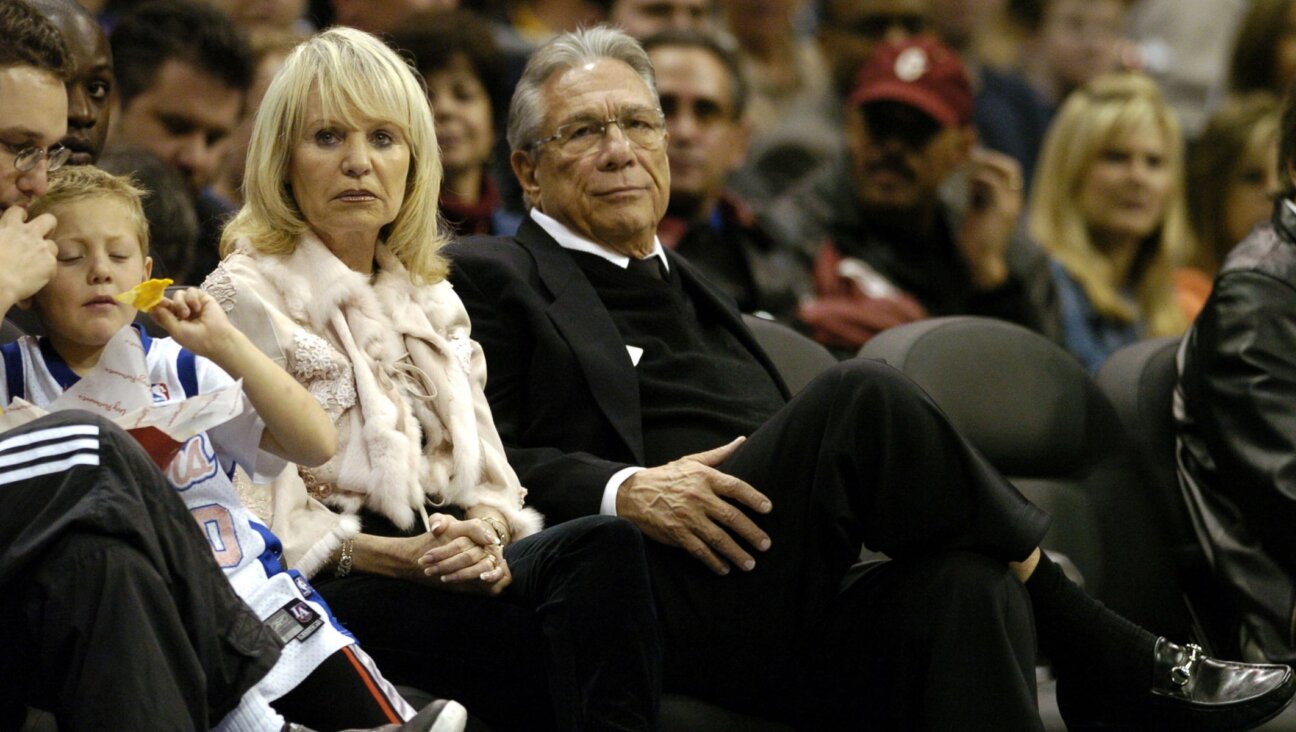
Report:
0,411,280,731
313,515,661,732
645,359,1051,728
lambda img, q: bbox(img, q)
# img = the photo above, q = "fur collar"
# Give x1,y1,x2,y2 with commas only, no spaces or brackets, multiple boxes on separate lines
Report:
229,234,538,534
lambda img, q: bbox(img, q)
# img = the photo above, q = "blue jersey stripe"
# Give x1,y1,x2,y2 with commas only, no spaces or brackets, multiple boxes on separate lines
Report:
1,342,24,402
177,348,198,399
247,519,286,577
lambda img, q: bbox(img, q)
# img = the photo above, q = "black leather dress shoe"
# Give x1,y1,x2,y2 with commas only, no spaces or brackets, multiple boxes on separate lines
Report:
1146,637,1296,731
1057,638,1296,731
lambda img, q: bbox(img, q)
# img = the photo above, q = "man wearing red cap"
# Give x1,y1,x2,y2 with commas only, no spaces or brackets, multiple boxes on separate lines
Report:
767,36,1056,353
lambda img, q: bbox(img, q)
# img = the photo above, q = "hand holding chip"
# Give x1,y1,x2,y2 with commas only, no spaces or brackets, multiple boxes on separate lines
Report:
145,286,243,363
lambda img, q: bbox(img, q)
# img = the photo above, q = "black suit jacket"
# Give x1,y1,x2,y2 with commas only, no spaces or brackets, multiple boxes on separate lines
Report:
447,217,790,524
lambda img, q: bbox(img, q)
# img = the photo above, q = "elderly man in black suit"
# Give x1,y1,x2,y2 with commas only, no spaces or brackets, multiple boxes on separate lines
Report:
446,25,1295,730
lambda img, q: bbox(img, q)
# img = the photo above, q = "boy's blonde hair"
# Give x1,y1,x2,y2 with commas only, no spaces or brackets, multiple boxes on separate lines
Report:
29,166,151,256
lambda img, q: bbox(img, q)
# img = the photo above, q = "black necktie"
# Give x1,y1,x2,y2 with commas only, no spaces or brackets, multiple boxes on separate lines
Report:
627,256,666,281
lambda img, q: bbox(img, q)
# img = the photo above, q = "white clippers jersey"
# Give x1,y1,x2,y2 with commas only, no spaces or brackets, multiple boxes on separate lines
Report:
0,326,354,701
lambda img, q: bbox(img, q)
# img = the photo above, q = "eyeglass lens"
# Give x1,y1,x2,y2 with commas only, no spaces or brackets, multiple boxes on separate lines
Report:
14,145,70,173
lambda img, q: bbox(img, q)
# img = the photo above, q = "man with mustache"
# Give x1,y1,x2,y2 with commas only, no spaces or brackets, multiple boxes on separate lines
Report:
766,36,1056,353
643,29,809,323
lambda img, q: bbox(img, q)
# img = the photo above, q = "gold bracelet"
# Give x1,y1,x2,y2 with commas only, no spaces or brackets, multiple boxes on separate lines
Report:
334,538,354,577
481,516,509,546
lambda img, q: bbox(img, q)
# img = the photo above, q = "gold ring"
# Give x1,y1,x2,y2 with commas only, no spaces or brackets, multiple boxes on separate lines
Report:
485,552,499,569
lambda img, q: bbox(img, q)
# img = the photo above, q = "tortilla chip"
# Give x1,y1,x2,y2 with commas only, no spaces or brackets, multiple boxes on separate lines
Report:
114,278,174,311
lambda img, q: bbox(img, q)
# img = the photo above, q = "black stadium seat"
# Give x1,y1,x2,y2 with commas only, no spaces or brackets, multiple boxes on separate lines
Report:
1096,337,1233,652
740,314,838,395
860,317,1189,638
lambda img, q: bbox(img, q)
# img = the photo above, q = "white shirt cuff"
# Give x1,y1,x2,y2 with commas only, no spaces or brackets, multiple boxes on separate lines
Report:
601,466,645,516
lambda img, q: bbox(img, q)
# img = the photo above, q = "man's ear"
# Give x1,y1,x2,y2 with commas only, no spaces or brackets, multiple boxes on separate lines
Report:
844,105,868,161
725,120,753,172
143,256,154,280
512,149,541,208
955,124,977,163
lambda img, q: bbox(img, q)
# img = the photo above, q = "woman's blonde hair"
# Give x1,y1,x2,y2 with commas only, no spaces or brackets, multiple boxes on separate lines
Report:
1028,72,1190,337
221,26,448,282
30,166,150,256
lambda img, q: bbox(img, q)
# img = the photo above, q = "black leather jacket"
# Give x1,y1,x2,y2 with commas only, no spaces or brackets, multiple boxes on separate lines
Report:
1176,200,1296,663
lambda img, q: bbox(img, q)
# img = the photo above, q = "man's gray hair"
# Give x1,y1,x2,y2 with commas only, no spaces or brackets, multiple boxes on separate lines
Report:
506,26,659,154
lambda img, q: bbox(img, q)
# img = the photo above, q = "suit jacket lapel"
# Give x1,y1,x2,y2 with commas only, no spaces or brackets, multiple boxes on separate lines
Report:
515,218,647,463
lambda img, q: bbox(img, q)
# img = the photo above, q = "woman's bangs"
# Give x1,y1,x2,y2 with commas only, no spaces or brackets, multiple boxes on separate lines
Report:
308,49,416,141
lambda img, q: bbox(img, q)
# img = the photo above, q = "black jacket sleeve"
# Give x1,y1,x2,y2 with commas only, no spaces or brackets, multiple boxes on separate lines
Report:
448,241,634,524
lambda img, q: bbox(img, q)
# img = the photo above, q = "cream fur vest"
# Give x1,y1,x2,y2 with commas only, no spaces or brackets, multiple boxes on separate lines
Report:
206,234,543,575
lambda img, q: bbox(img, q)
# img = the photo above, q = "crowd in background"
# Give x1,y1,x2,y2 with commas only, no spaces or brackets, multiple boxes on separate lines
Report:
40,0,1294,374
11,0,1296,729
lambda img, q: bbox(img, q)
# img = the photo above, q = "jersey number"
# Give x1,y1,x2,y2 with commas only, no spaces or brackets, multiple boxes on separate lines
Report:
190,503,243,569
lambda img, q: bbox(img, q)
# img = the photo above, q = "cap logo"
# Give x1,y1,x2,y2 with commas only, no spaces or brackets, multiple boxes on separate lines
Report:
894,47,929,82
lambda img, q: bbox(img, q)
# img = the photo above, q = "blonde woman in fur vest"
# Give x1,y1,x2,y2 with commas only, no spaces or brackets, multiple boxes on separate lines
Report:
203,27,660,731
1029,73,1192,373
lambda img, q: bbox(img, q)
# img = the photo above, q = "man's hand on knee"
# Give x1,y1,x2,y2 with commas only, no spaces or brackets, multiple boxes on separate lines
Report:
617,437,773,575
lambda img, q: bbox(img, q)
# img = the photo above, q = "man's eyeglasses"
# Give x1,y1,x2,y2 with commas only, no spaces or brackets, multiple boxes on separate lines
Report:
530,110,667,155
5,142,71,173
